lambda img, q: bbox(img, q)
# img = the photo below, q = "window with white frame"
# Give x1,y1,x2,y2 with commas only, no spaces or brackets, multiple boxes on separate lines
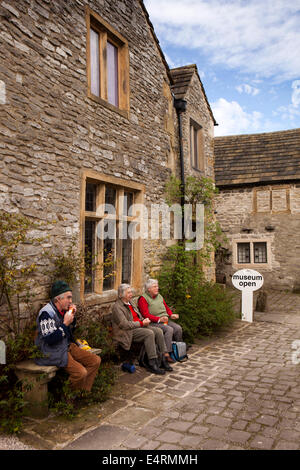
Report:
236,241,268,265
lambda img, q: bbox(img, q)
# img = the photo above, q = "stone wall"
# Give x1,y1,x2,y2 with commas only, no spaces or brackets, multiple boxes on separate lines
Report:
180,73,216,281
0,0,178,310
215,184,300,291
0,0,216,323
181,73,215,181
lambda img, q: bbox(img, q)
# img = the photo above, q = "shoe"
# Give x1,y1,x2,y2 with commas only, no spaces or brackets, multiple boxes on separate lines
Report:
147,359,166,375
166,355,176,363
161,357,173,372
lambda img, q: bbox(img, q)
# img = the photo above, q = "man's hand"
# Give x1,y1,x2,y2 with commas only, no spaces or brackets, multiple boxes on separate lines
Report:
142,318,151,327
64,306,76,326
170,313,179,320
71,304,77,314
159,316,169,324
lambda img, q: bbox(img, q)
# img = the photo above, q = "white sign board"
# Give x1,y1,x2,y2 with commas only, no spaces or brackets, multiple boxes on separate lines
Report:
232,269,264,322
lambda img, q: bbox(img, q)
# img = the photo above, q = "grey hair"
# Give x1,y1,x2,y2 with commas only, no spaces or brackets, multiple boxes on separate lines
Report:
53,293,67,304
118,283,131,299
144,278,158,293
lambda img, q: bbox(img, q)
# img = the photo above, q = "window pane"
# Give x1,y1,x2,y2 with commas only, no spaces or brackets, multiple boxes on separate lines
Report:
121,224,132,284
123,191,133,216
90,28,100,97
84,220,95,293
85,183,96,212
193,126,198,168
237,243,250,263
105,186,116,213
254,242,267,263
103,236,115,290
190,125,194,166
107,41,118,107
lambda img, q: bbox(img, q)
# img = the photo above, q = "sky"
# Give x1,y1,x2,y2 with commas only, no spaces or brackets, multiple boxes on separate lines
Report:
144,0,300,136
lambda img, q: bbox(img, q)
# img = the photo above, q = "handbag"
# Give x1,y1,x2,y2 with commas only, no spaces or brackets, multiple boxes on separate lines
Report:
171,341,188,362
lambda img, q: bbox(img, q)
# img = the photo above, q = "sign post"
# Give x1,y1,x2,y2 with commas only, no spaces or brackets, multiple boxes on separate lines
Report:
232,269,264,322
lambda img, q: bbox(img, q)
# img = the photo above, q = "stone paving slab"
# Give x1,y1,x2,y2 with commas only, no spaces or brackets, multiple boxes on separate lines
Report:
6,290,300,451
65,310,300,451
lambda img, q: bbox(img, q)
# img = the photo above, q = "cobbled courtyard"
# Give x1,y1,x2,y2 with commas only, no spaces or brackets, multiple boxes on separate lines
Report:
2,290,300,451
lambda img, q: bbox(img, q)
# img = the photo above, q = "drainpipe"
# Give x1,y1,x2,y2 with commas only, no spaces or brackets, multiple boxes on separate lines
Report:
174,97,187,240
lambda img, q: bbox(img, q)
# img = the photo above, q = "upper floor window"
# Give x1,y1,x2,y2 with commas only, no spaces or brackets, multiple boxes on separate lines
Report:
190,119,204,171
86,7,129,114
254,186,290,213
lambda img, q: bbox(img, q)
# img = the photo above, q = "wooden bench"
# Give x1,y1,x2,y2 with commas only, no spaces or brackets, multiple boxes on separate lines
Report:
14,348,102,418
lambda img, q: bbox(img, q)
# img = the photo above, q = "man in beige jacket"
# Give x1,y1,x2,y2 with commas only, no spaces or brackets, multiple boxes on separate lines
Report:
112,284,173,374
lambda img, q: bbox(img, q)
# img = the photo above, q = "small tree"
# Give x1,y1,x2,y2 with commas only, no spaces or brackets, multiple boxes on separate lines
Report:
165,174,225,263
158,176,234,341
0,210,46,338
158,244,236,342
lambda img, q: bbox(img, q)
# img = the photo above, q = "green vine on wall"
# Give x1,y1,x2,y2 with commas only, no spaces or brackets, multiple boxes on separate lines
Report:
165,174,226,262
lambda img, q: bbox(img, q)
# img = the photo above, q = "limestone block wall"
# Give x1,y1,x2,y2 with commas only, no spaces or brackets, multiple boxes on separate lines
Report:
215,184,300,291
0,0,178,308
181,73,215,180
181,73,216,281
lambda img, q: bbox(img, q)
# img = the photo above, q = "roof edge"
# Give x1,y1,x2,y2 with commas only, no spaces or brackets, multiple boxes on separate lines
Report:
138,0,173,85
170,64,218,126
216,176,300,190
214,127,300,140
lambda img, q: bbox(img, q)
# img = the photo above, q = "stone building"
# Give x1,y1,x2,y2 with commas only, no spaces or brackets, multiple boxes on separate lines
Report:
0,0,216,315
170,64,217,280
214,128,300,292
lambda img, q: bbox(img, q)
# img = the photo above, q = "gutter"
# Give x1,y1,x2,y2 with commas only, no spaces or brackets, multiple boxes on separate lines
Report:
174,97,187,237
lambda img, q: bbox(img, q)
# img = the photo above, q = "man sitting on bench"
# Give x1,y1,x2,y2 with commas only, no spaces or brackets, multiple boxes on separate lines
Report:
112,284,173,374
35,280,101,391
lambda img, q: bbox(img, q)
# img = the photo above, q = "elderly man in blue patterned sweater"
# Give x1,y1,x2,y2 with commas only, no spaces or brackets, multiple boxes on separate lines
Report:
35,280,100,391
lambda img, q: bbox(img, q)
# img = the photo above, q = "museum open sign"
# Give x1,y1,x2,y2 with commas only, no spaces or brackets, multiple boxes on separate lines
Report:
232,270,264,290
232,269,264,322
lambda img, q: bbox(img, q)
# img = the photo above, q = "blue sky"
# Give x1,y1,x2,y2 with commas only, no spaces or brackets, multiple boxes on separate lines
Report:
144,0,300,136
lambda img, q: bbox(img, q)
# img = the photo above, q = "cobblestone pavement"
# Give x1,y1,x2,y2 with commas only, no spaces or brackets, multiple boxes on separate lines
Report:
2,290,300,451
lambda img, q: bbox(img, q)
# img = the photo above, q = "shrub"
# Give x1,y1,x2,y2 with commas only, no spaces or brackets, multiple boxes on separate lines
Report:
0,320,41,434
47,306,116,419
0,211,117,430
158,244,236,343
48,360,116,419
74,303,115,360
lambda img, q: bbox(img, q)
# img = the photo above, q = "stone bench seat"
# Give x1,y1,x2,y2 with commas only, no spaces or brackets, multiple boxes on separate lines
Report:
14,348,102,418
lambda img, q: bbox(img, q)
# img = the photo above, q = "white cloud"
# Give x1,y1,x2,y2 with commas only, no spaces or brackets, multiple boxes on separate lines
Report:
212,98,264,136
291,80,300,107
236,84,260,96
163,53,182,69
276,79,300,121
144,0,300,82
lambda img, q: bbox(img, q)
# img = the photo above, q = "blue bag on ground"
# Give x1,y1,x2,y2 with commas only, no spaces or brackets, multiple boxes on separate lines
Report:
171,341,188,362
121,362,136,373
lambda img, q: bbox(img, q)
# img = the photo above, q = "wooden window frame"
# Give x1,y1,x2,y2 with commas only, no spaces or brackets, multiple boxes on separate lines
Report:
253,185,291,214
190,119,204,172
80,170,144,300
86,6,130,117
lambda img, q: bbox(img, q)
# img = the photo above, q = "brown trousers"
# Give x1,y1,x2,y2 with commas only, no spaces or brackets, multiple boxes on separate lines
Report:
64,343,101,391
